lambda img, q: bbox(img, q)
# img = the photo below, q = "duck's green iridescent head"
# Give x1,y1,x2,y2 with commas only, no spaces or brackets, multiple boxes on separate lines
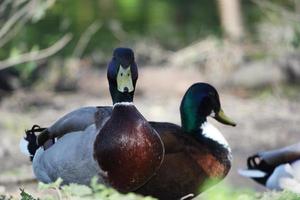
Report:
107,48,138,104
180,83,236,133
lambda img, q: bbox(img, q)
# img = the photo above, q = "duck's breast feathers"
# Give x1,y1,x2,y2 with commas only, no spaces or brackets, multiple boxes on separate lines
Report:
149,121,231,178
94,104,164,192
137,121,230,198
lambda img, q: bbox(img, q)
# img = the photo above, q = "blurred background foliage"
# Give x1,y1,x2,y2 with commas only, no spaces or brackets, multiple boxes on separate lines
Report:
1,1,300,198
1,0,299,59
1,0,300,92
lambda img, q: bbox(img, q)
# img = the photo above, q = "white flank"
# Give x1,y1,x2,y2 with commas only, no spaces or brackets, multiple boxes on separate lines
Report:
113,102,134,107
19,138,30,156
279,161,300,193
201,122,229,148
238,168,267,178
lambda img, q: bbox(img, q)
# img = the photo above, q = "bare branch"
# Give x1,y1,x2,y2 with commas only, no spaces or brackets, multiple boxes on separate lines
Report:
0,34,73,70
0,0,32,39
73,21,102,58
0,16,29,48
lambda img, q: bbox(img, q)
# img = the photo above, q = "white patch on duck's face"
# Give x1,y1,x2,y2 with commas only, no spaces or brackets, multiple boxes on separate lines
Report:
117,65,134,93
201,122,230,150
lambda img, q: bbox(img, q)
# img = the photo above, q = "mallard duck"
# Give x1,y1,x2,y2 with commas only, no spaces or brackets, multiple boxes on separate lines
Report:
20,48,164,192
238,143,300,194
21,81,235,199
135,82,236,200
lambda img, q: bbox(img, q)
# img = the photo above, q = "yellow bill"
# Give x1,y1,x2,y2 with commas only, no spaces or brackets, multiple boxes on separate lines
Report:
214,109,236,126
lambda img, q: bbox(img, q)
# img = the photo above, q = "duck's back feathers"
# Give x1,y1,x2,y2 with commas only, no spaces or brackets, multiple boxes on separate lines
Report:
48,107,100,138
94,106,112,130
136,122,231,200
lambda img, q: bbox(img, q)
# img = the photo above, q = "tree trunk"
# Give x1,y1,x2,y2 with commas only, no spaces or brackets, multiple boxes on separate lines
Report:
217,0,244,41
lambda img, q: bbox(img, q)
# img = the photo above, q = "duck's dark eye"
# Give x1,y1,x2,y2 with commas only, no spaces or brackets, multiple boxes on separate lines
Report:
127,73,130,76
121,73,123,76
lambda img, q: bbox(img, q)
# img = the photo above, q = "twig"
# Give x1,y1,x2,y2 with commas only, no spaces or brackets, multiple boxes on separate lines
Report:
55,186,63,200
0,0,32,39
73,21,102,58
0,15,29,48
0,34,73,70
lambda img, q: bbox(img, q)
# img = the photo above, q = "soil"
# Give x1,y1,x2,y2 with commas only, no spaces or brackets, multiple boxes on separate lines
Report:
0,67,299,198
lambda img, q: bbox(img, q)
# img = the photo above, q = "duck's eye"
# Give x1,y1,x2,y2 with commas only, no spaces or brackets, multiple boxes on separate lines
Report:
127,73,130,76
120,73,123,76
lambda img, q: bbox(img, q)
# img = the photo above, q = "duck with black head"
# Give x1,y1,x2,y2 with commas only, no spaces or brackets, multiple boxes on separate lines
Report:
94,48,165,192
20,48,164,192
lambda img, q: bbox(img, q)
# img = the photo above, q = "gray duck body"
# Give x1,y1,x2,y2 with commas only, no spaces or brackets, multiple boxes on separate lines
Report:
32,106,112,185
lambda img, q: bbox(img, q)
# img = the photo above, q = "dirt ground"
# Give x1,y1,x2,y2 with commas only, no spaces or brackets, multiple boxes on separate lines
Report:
0,67,299,198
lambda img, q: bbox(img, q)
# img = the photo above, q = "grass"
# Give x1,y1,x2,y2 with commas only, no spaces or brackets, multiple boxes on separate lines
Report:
17,178,156,200
200,182,300,200
0,178,298,200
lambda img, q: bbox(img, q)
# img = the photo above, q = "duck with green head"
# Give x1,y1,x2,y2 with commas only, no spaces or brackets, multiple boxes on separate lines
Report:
20,48,164,192
136,82,236,200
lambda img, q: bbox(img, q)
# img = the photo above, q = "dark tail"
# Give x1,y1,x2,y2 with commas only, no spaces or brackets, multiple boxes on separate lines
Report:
24,125,46,161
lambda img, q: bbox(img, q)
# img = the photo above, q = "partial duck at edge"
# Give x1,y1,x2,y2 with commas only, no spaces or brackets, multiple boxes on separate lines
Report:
239,143,300,194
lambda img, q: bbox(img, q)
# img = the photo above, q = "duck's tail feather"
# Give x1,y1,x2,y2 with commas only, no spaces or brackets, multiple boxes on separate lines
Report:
238,168,267,178
20,125,46,161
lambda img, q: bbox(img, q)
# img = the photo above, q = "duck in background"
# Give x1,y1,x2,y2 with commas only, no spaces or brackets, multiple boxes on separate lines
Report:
136,83,236,200
20,48,164,192
239,143,300,194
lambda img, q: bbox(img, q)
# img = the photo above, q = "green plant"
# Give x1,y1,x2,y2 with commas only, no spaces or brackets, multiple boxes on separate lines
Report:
20,177,156,200
16,178,300,200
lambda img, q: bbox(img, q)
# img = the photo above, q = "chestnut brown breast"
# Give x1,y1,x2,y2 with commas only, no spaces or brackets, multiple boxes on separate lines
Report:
93,104,164,192
136,122,231,200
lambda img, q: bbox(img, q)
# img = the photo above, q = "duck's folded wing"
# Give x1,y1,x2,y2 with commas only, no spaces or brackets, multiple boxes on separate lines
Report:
48,106,112,138
149,121,185,154
257,143,300,167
